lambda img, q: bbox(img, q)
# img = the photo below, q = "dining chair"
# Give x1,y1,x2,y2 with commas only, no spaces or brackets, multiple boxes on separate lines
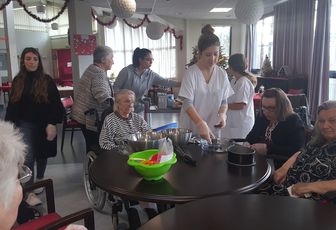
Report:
13,179,95,230
60,96,82,152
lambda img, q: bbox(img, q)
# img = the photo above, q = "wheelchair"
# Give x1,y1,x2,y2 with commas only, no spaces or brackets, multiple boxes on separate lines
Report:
82,104,177,229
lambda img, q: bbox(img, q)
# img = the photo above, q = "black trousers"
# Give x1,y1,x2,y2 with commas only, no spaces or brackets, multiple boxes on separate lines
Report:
79,124,99,153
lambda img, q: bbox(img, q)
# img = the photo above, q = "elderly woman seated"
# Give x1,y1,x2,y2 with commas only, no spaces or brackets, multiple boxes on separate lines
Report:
246,88,305,169
99,89,150,150
262,100,336,200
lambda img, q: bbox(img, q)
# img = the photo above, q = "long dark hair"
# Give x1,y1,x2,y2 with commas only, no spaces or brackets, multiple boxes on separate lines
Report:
10,47,49,104
228,53,257,87
132,47,151,68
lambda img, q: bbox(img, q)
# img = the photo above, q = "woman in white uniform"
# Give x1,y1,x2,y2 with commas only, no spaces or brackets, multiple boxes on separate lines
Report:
222,53,257,139
179,24,233,143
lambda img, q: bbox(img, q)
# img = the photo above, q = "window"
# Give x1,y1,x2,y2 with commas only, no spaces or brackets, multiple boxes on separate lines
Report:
213,26,231,56
105,19,176,80
252,16,274,70
329,0,336,99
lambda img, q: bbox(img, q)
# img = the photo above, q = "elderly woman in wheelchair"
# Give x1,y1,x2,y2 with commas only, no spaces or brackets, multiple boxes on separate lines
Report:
259,100,336,200
99,89,150,151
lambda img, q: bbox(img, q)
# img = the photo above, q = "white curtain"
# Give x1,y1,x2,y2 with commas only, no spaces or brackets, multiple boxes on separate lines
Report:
104,19,176,79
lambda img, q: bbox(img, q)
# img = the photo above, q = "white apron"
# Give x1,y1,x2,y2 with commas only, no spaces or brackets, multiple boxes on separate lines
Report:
179,65,233,136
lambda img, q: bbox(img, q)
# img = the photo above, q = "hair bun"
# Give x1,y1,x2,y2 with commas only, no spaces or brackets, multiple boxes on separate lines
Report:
201,24,215,35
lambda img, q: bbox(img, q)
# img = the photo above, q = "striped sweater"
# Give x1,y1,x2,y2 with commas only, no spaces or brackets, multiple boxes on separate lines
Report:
72,64,113,131
99,112,150,150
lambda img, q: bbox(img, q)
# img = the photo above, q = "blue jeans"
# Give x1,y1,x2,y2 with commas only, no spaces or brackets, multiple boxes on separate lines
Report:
18,121,48,184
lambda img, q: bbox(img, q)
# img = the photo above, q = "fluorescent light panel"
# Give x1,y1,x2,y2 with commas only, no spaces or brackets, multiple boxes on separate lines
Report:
210,8,232,13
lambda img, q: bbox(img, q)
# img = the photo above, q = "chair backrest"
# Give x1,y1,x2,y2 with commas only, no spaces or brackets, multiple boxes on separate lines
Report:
61,97,74,122
61,96,74,109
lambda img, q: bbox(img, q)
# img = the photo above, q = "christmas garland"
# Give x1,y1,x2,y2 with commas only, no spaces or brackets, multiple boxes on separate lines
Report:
0,0,11,11
92,12,183,50
16,0,70,23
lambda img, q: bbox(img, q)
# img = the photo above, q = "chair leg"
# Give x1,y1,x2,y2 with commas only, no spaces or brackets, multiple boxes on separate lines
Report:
71,128,74,145
61,126,66,152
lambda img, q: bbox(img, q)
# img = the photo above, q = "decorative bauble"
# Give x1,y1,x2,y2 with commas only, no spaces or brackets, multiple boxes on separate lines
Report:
146,22,164,40
51,22,58,30
110,0,136,19
234,0,264,24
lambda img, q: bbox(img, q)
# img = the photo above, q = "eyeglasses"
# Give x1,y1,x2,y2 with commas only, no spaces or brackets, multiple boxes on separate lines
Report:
261,105,276,113
144,57,154,62
18,165,32,184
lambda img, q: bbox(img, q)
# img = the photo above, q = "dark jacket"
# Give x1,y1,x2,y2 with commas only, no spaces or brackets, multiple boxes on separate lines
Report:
246,113,305,169
5,73,64,158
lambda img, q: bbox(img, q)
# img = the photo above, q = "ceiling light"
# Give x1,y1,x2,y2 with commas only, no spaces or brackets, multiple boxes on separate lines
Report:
210,8,232,13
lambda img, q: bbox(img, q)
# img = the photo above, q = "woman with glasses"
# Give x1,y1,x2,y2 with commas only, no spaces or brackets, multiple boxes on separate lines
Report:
246,88,305,169
113,47,180,113
0,120,26,230
99,89,150,150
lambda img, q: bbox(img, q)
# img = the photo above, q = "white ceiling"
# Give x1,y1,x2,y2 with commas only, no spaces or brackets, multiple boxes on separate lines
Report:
88,0,286,20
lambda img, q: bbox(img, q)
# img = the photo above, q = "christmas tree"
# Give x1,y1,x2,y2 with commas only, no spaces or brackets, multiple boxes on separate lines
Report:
261,55,273,77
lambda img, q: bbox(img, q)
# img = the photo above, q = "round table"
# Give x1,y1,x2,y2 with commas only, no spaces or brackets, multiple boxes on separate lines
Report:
90,144,271,204
139,195,336,230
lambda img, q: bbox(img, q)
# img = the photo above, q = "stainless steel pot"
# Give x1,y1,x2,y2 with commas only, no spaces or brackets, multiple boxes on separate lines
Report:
126,131,166,152
162,128,192,146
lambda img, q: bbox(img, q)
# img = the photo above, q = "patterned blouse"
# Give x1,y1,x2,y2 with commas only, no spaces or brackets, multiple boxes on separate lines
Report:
272,141,336,200
99,111,150,150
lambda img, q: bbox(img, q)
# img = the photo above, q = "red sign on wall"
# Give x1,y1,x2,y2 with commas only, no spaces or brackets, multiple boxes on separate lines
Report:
73,34,96,55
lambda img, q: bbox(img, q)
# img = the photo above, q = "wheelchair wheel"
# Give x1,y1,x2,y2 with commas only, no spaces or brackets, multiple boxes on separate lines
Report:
83,150,107,212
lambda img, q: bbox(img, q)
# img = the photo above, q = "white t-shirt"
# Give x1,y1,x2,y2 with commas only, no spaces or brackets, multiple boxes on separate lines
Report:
178,64,233,135
222,76,255,139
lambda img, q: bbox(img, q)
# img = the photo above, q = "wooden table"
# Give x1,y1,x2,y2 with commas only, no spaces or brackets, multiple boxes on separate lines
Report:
139,194,336,230
89,144,271,204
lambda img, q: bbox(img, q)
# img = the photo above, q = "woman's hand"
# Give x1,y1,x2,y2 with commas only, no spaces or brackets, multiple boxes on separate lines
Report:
46,124,57,141
273,166,288,184
196,120,215,143
251,143,267,155
291,183,313,197
65,225,87,230
214,113,226,128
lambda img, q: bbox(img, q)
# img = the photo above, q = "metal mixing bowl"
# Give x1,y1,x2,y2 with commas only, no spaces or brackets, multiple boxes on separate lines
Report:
162,128,192,146
126,131,166,152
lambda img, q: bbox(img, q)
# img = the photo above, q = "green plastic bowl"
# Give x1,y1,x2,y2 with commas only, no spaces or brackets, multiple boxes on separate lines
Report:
127,149,177,181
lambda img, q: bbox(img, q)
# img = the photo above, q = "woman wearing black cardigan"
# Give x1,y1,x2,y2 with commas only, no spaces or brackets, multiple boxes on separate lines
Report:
246,88,305,169
5,47,64,205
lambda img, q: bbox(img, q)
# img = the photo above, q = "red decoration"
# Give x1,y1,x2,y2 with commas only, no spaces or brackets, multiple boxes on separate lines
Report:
73,34,96,55
91,13,184,50
0,0,11,11
16,0,69,23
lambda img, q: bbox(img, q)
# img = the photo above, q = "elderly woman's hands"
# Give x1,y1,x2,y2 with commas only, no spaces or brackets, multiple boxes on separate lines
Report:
196,120,215,143
273,166,288,184
291,183,313,197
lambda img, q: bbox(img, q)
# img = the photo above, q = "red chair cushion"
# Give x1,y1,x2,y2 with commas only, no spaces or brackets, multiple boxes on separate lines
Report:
66,119,80,126
12,212,66,230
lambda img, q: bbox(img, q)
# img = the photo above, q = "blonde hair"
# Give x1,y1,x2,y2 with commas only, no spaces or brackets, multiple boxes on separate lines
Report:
309,100,336,146
0,121,27,210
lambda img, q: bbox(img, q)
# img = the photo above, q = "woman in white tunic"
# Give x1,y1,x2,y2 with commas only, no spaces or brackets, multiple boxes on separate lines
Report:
179,25,233,143
222,53,257,139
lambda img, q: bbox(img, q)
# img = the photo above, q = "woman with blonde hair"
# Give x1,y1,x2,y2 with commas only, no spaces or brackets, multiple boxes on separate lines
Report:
222,53,257,139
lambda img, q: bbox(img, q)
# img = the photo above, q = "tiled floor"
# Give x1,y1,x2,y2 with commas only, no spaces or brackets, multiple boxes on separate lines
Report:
0,105,179,229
